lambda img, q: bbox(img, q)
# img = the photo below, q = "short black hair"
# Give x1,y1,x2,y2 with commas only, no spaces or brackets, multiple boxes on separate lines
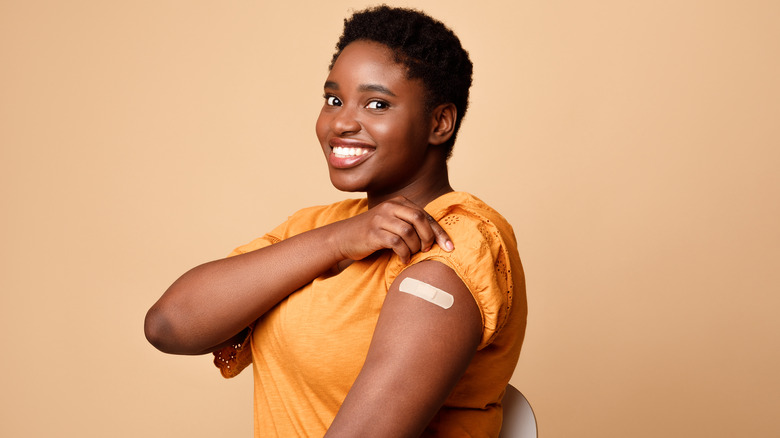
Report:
330,5,473,158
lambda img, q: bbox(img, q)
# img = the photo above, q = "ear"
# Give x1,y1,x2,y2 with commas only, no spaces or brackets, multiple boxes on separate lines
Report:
428,103,457,146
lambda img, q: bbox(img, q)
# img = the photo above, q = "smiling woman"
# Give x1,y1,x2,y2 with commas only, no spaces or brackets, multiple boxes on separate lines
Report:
144,5,527,437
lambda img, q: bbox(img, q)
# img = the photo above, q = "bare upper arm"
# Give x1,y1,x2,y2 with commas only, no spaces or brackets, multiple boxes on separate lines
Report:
325,260,482,437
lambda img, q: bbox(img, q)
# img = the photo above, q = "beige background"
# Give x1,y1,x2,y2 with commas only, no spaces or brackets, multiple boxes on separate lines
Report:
2,0,778,436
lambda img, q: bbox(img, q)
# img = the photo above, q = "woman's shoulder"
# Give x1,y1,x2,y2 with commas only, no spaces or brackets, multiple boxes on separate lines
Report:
272,197,368,235
291,197,368,221
388,191,524,349
425,191,516,244
229,198,368,256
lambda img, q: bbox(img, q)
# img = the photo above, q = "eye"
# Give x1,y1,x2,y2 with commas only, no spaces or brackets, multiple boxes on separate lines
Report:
366,100,389,110
325,95,342,106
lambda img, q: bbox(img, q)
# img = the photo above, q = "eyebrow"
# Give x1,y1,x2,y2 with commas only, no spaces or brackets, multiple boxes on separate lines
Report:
323,81,396,97
359,84,396,97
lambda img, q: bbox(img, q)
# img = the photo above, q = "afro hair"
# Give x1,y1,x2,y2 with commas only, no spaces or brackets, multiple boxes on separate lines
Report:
330,6,473,158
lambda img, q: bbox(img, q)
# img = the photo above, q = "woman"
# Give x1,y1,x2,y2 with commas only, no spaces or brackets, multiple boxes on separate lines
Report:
145,6,526,437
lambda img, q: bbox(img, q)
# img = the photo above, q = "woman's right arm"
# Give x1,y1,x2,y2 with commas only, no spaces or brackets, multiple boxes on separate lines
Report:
144,197,453,355
144,223,346,355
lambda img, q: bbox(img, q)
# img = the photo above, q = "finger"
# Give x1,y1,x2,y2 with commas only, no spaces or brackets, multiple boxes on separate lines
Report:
382,218,423,256
426,214,454,252
377,229,412,264
391,204,437,252
391,198,454,253
397,206,453,253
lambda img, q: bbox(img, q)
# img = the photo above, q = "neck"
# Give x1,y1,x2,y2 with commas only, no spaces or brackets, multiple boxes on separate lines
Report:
366,155,452,209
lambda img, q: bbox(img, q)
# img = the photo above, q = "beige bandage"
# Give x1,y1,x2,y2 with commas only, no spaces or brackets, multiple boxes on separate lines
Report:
398,277,454,309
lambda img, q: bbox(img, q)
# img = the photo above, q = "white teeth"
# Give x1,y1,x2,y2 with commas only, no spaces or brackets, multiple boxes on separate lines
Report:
333,146,370,157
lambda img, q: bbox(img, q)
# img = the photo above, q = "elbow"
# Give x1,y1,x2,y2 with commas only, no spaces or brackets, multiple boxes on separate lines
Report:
144,305,174,353
145,303,213,355
144,304,190,354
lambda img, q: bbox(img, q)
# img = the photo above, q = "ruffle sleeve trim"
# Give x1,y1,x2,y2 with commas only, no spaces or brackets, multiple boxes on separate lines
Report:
213,326,254,378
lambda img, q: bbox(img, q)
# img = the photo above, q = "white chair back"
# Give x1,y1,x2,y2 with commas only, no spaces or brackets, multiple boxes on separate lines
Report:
498,384,537,438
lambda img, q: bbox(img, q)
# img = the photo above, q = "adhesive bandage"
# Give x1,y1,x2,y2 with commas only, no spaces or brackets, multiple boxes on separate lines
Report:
398,277,454,309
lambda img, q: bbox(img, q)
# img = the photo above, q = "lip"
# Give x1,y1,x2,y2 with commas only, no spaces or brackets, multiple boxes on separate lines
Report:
327,138,376,169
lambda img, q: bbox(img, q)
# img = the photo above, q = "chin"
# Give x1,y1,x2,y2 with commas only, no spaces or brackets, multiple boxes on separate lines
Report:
328,172,369,193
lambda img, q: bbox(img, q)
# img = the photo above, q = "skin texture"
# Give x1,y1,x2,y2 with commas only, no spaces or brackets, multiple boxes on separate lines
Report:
144,40,482,436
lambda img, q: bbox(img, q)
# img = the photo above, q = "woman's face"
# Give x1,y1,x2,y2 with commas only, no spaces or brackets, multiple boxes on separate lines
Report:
316,40,435,196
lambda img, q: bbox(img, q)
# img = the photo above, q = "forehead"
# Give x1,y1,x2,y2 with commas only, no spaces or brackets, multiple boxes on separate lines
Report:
327,40,420,91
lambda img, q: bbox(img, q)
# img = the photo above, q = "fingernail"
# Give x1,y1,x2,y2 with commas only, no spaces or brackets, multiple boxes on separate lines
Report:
445,241,454,251
423,245,432,252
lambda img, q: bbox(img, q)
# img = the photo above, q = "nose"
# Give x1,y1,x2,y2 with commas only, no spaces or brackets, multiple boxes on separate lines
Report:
330,105,361,136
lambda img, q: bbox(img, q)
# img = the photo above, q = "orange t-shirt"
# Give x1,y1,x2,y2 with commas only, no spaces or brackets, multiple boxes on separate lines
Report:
214,192,526,437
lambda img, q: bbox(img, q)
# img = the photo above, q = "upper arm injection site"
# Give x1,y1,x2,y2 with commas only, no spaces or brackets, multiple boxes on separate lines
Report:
398,277,454,309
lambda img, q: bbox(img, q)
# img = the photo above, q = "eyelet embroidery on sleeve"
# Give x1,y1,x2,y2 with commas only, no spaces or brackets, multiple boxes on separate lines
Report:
495,246,514,311
214,341,242,368
213,329,253,378
477,220,514,315
443,214,460,226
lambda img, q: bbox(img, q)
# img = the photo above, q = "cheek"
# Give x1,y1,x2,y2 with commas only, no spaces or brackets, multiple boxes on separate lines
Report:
380,116,427,147
365,120,392,141
366,115,410,144
315,110,329,143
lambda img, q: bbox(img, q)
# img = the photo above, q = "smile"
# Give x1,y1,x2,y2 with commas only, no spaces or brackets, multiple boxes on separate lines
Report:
332,146,372,157
327,144,375,169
